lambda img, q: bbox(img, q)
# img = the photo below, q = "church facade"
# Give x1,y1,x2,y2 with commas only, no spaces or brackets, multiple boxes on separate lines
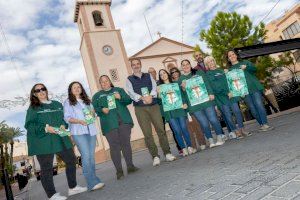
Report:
74,0,196,163
130,37,197,74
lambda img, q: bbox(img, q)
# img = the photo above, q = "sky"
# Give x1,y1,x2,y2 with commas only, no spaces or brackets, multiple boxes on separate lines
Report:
0,0,298,136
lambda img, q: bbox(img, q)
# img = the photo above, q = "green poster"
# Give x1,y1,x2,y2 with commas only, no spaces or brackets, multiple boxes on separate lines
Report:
53,127,71,137
141,87,149,96
107,95,116,110
159,83,183,112
226,69,249,97
185,76,209,106
82,107,95,125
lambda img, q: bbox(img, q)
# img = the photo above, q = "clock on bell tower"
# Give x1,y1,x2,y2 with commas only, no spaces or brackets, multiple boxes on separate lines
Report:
74,0,131,94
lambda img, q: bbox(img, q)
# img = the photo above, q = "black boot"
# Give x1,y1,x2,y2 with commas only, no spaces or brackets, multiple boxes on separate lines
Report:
127,166,139,174
116,170,124,180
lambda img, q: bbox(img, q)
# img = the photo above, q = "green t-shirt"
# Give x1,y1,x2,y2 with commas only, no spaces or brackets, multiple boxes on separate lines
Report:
92,87,133,135
25,100,72,156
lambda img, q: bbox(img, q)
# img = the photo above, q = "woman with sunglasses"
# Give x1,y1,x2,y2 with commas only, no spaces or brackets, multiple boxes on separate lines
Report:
179,59,225,148
92,75,138,180
169,67,207,151
205,56,249,139
227,50,274,132
25,84,86,200
157,69,196,156
63,81,104,191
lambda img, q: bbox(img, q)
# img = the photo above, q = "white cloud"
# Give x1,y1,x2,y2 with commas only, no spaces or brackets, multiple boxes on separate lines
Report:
0,0,50,31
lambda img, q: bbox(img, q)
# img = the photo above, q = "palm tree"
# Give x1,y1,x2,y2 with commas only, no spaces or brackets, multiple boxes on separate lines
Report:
0,121,8,172
6,127,24,175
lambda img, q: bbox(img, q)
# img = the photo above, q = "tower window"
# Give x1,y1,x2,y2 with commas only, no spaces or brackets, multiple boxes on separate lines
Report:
109,69,120,82
92,11,104,26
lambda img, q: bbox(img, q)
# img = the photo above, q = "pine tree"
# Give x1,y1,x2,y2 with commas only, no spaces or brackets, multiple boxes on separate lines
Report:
200,11,266,67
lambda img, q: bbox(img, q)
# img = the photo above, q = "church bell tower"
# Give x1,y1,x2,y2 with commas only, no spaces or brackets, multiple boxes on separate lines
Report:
74,0,131,94
74,0,132,163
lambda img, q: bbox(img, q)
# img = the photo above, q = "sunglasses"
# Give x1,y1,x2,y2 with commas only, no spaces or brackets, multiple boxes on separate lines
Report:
34,87,47,93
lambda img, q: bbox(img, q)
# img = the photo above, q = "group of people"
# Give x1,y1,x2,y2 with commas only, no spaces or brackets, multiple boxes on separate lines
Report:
25,49,274,200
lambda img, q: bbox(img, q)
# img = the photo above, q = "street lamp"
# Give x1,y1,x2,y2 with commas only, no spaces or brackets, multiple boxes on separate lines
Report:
0,143,14,200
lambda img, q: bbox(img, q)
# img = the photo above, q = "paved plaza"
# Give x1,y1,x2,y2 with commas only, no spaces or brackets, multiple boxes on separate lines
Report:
16,108,300,200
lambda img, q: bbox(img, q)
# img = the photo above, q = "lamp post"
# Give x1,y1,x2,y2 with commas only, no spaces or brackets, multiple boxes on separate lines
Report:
0,144,14,200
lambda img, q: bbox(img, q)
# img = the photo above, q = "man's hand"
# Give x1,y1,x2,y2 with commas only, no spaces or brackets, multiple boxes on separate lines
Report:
209,95,215,101
228,92,233,99
142,96,153,104
182,104,188,109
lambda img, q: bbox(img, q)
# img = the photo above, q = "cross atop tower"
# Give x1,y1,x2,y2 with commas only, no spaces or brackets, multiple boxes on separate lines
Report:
157,31,162,38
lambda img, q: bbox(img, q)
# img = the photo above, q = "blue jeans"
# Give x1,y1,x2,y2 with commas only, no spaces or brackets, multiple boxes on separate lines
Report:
72,134,101,190
169,117,192,149
220,102,244,132
193,105,223,139
244,91,268,125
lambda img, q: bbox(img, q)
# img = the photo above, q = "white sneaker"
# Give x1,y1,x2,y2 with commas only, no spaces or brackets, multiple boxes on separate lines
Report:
259,124,274,132
49,193,67,200
208,138,216,148
91,182,105,191
215,135,225,146
187,147,197,154
165,153,176,162
221,134,228,141
68,185,87,196
153,156,160,166
200,145,206,151
228,132,237,139
182,148,189,156
242,129,252,136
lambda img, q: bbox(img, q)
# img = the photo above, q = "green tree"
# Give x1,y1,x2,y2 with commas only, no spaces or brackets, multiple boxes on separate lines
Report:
273,51,296,76
200,11,266,67
193,44,207,55
0,121,24,178
6,127,24,177
255,56,274,87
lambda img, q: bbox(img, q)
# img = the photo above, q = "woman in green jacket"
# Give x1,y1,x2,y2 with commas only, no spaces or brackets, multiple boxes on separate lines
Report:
25,83,86,200
227,50,274,132
179,59,225,148
205,56,249,139
92,75,138,180
157,69,196,156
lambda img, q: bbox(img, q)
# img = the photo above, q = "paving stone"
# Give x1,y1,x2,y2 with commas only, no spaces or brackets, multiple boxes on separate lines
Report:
271,181,300,198
235,180,263,194
240,186,276,200
208,185,240,199
221,193,243,200
267,173,299,186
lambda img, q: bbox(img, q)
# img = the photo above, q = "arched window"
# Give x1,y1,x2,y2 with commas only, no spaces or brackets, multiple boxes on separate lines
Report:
92,11,103,26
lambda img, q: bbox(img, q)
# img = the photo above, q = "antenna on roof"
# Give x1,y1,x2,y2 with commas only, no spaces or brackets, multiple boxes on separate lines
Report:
143,13,154,43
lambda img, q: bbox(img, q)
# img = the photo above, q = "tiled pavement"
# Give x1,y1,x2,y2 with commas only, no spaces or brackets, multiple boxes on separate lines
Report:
16,109,300,200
